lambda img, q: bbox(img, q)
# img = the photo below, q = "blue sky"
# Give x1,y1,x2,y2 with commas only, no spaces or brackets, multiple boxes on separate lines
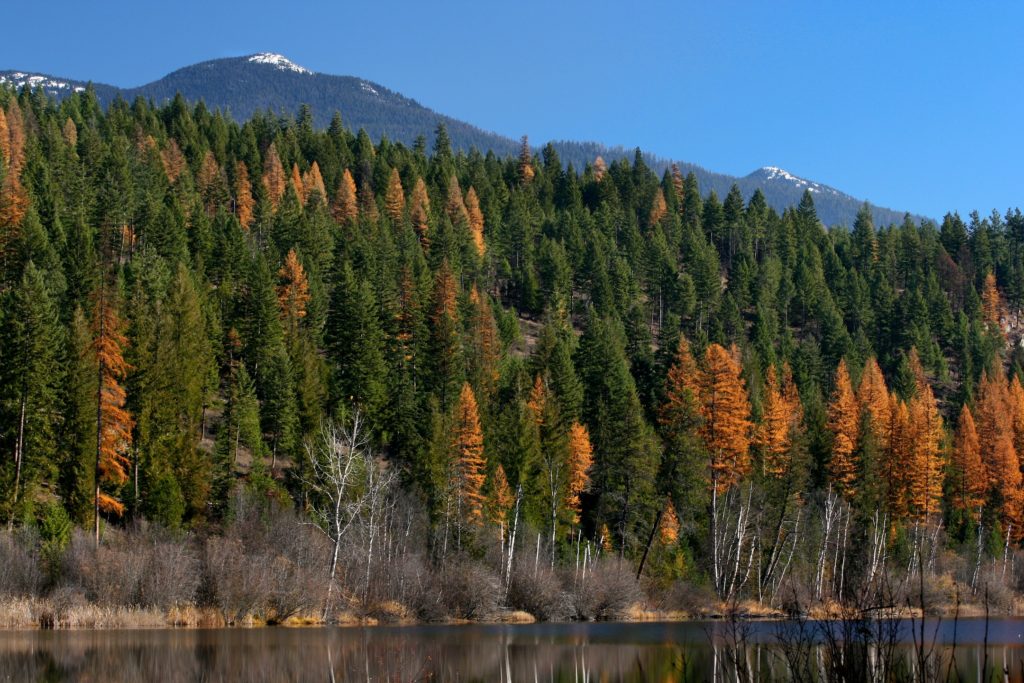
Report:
2,1,1020,219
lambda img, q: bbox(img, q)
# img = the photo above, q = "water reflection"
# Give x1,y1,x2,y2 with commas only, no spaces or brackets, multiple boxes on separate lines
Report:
1,619,1024,681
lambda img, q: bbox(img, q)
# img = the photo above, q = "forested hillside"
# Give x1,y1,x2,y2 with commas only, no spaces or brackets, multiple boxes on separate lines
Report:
1,85,1023,623
1,55,917,227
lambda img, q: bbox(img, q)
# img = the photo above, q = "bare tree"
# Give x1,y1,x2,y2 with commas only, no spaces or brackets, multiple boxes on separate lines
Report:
304,412,395,618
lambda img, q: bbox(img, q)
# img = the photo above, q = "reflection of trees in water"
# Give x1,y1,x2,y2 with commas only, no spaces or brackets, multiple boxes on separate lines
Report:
0,629,1022,681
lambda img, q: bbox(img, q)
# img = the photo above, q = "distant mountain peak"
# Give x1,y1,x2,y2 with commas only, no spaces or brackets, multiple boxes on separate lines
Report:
246,53,312,75
751,165,838,197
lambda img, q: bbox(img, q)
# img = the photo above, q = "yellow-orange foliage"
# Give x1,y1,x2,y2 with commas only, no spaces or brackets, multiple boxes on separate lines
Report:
649,189,668,227
527,374,547,427
599,524,612,551
262,143,286,211
92,294,134,517
952,405,986,517
0,102,28,227
410,177,431,246
698,343,753,491
432,259,458,324
290,163,305,205
454,383,487,526
234,161,255,230
468,285,500,390
982,272,1002,328
465,187,485,257
754,364,802,478
445,175,468,226
856,357,890,442
566,422,593,524
659,500,680,545
593,156,607,182
975,371,1023,531
1009,376,1024,457
358,179,378,223
5,101,25,173
670,164,684,207
161,139,186,184
384,168,405,222
519,136,534,183
826,359,860,497
63,117,78,148
331,169,358,224
658,336,702,442
488,463,513,527
276,249,310,323
0,107,9,166
884,393,912,516
302,161,326,205
906,382,944,519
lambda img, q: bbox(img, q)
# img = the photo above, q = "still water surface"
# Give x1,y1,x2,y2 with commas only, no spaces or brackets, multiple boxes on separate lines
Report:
3,618,1024,681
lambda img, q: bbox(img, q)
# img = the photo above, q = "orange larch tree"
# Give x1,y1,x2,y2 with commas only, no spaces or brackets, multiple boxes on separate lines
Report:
565,421,594,525
331,168,358,224
527,374,548,428
465,187,485,257
856,357,890,442
453,383,487,528
410,177,431,246
91,290,134,543
276,249,310,335
826,359,860,497
234,161,255,231
649,189,668,227
0,107,9,165
1008,376,1024,456
982,272,1002,329
196,151,224,216
302,161,326,205
593,156,607,183
518,136,534,183
467,285,500,395
975,370,1023,533
884,392,912,516
62,117,78,148
951,405,986,518
754,364,801,478
0,101,28,229
698,343,753,491
161,139,186,184
670,163,685,208
658,499,681,545
658,336,702,444
487,463,513,528
906,382,944,519
384,167,405,222
261,142,286,212
445,174,468,226
290,163,305,205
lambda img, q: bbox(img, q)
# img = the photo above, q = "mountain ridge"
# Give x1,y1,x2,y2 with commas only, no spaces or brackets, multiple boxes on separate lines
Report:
0,54,922,227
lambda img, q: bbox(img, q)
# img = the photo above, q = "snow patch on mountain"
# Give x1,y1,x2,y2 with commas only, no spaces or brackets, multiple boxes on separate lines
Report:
246,53,312,75
757,166,839,196
360,81,380,96
0,72,85,93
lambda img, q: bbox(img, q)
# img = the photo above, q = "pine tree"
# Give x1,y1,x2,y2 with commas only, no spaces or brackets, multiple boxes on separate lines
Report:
826,359,859,497
277,249,310,329
658,499,680,544
384,167,405,222
0,262,63,516
445,175,468,226
906,380,944,519
519,136,534,184
487,463,513,527
982,271,1001,329
649,189,668,227
856,357,890,442
302,161,326,205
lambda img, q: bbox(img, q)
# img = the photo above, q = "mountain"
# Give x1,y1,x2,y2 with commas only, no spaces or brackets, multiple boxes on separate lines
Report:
0,54,919,227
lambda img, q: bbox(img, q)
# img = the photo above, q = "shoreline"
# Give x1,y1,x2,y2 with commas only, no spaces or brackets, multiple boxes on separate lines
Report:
0,597,1009,631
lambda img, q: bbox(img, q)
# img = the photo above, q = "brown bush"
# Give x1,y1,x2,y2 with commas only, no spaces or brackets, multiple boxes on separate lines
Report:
138,541,201,609
0,530,44,597
439,559,500,620
506,566,572,621
573,557,643,620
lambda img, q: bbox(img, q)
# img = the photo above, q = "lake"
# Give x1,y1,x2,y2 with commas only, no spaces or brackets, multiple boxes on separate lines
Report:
2,618,1024,681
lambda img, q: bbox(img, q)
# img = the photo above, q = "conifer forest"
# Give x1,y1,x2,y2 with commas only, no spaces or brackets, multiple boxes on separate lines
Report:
3,85,1024,625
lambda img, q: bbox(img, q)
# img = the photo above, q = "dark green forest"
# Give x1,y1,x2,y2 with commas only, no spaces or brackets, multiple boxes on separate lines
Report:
1,84,1023,623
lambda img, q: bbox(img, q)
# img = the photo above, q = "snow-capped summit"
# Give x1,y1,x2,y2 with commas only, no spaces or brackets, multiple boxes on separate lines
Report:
246,53,313,75
753,166,838,196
